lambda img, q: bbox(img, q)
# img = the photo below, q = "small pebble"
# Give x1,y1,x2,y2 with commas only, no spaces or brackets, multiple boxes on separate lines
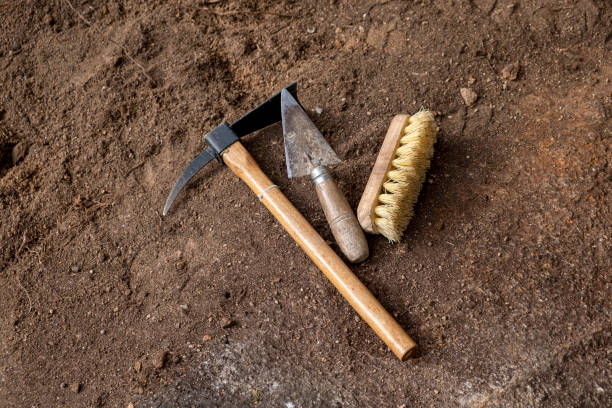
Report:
43,14,54,25
221,317,235,329
134,361,142,372
70,382,81,393
60,382,67,389
152,350,168,369
460,88,478,106
501,62,520,81
202,334,212,342
70,265,80,273
11,142,28,165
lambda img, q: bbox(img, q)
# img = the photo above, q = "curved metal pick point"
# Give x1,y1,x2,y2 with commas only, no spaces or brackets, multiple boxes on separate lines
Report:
163,147,216,216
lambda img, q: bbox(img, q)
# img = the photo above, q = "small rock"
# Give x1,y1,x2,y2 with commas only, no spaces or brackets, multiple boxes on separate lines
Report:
460,88,478,106
501,62,520,81
306,27,315,34
60,382,67,389
152,350,168,369
43,14,54,26
176,261,186,270
127,404,134,408
314,107,323,115
179,304,189,311
11,142,28,165
202,335,212,342
220,317,235,329
70,265,80,273
70,382,81,393
134,361,142,372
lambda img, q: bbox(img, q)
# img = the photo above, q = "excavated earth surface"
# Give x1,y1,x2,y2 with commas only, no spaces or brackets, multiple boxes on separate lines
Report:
1,1,611,407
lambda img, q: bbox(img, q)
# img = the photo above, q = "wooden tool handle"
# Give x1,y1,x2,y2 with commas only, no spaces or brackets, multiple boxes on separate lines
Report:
222,142,416,360
357,114,410,234
311,167,369,263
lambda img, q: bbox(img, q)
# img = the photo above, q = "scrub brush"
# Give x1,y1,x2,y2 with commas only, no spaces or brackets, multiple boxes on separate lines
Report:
357,111,436,242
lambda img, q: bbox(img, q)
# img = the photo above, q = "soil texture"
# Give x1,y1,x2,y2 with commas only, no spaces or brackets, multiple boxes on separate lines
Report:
1,0,611,407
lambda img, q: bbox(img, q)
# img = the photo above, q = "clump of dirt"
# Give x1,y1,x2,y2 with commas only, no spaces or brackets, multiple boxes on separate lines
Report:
1,1,610,407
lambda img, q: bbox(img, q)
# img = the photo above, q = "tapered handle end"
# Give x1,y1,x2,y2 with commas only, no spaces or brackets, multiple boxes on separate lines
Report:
312,167,369,263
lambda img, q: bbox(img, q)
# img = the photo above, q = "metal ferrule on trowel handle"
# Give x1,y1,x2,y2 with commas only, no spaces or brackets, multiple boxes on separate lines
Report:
163,83,417,361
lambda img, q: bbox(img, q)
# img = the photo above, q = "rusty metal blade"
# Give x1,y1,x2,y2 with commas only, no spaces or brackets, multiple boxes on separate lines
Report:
280,89,340,178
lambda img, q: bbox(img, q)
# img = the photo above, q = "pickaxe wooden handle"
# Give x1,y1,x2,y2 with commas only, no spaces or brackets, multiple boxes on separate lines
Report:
223,141,417,360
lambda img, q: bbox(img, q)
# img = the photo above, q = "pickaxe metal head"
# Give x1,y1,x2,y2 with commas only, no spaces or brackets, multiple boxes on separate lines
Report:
163,83,298,216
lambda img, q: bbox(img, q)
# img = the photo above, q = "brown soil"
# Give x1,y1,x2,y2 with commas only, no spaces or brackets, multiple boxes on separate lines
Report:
1,1,611,407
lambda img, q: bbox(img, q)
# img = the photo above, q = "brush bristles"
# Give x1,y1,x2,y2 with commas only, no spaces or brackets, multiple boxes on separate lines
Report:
374,110,436,242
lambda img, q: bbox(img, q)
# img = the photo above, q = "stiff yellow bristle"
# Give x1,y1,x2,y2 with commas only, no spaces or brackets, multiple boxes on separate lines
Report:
373,110,436,242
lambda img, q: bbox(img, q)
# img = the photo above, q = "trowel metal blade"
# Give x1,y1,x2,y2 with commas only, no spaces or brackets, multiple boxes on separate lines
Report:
280,89,340,178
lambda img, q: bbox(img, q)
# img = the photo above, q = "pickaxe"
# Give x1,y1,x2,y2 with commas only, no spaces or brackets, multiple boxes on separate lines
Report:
163,84,416,360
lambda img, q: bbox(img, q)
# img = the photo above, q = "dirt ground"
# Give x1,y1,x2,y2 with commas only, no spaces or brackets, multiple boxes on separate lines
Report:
1,0,611,407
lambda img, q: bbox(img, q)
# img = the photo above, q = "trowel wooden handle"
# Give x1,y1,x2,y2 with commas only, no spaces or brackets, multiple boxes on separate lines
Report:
311,166,369,263
222,142,416,361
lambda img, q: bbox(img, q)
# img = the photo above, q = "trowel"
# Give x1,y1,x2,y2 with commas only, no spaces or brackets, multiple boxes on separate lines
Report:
280,89,369,263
